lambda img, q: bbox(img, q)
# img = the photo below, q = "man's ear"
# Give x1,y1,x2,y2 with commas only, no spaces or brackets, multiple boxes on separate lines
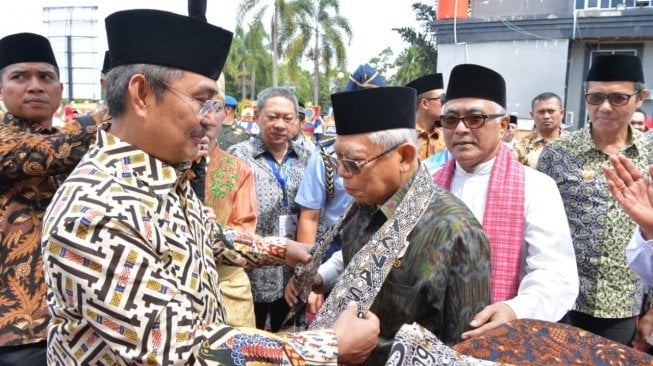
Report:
126,74,150,118
397,143,417,172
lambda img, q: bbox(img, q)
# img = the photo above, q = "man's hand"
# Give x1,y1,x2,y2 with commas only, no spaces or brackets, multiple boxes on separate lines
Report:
602,155,653,239
633,308,653,352
334,302,379,365
284,239,312,268
307,291,324,315
196,135,211,158
461,303,516,340
284,274,322,307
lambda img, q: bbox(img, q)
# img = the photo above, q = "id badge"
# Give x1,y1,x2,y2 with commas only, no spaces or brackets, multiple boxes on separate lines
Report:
279,214,298,240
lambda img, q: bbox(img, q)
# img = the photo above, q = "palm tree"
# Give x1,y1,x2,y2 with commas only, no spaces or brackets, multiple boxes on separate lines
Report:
238,0,298,87
286,0,352,104
393,45,425,85
393,2,438,78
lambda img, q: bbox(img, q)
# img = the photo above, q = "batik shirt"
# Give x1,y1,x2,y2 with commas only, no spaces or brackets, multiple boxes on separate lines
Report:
512,128,569,168
416,125,446,160
229,136,309,303
0,111,104,347
41,127,337,365
538,126,653,318
340,167,491,364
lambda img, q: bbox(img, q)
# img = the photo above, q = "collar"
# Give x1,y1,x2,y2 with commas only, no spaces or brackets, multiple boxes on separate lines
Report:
378,166,420,219
415,123,439,138
454,156,495,177
251,134,298,159
96,124,190,199
2,113,54,134
582,123,648,155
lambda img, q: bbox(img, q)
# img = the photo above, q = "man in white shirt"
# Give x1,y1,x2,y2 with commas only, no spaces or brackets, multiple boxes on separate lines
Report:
603,153,653,351
432,63,579,339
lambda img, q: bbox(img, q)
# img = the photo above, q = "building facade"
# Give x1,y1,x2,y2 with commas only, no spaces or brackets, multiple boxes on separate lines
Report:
434,0,653,129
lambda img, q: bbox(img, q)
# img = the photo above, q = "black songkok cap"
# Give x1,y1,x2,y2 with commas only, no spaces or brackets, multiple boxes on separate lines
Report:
509,115,518,124
446,64,506,108
406,73,444,95
101,51,112,74
331,87,416,135
105,9,232,80
0,32,57,70
586,54,644,83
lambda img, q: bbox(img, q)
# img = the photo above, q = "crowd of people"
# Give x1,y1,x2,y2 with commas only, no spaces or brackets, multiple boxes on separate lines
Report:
1,6,653,366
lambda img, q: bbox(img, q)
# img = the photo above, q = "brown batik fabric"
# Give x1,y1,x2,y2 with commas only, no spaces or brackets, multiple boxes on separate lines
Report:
0,110,104,346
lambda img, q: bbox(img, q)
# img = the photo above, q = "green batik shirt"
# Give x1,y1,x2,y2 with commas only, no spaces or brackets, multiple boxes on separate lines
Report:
340,166,492,365
538,126,653,318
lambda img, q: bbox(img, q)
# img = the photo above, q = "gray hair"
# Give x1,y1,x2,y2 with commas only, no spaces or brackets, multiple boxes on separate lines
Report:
105,64,185,118
256,87,299,115
367,128,419,161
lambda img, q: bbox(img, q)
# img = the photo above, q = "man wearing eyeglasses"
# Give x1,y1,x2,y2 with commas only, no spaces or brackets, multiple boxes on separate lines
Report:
433,64,578,340
406,73,447,160
296,86,491,365
538,54,652,346
513,92,568,168
40,9,380,365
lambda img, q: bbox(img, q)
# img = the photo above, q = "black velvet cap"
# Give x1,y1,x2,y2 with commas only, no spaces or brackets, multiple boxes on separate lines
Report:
509,115,517,124
446,64,506,108
0,32,57,69
586,54,644,83
331,87,416,135
406,73,444,95
101,51,112,74
105,9,232,80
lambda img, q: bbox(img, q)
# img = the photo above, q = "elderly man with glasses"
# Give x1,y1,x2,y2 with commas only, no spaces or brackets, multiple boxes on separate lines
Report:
288,86,492,365
538,54,653,346
40,9,381,365
433,64,578,340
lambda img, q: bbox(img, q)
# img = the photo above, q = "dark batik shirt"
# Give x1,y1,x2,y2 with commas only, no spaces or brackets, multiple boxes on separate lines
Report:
538,126,653,318
341,166,492,365
228,136,309,302
0,110,106,346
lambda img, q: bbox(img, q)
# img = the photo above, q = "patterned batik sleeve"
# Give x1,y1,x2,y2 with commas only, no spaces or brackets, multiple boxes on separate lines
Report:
0,121,97,182
44,211,337,365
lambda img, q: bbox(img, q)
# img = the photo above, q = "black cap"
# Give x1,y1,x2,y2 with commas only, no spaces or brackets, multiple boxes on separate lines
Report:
101,51,112,74
0,32,58,70
406,73,444,95
331,87,416,135
446,64,506,108
105,9,232,80
586,54,644,83
509,115,517,124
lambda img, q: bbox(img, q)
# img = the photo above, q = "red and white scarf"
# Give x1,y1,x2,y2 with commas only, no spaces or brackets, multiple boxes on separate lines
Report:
433,144,524,302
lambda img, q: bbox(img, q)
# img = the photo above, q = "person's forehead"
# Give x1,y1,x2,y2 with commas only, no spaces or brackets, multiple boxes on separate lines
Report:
262,96,295,111
334,134,372,153
3,61,57,73
586,80,637,92
443,97,493,112
632,112,646,120
533,98,560,109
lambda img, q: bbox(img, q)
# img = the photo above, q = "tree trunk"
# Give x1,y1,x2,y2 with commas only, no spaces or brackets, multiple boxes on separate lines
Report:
312,26,320,104
271,10,279,87
241,63,247,100
250,66,256,100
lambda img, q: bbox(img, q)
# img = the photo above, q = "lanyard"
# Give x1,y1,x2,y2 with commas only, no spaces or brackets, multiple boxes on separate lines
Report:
264,152,292,207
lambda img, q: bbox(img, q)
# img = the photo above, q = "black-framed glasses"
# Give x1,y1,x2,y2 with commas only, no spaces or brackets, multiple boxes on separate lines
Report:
328,143,402,175
424,95,446,103
160,81,223,118
440,113,505,129
584,92,639,106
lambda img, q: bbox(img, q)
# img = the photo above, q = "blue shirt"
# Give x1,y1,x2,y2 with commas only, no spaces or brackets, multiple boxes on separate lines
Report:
295,143,352,229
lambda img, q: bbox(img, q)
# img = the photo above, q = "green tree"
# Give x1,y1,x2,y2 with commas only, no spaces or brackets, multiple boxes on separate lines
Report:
368,47,395,79
238,0,299,87
223,23,272,100
393,2,438,79
393,45,425,85
286,0,352,104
